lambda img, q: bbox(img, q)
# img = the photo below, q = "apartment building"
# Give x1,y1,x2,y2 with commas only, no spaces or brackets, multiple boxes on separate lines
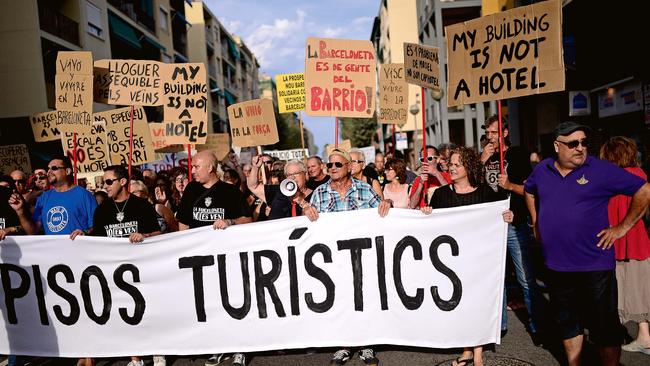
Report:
0,0,259,166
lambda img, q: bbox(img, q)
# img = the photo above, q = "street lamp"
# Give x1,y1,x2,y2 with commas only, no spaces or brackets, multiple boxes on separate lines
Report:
408,93,421,162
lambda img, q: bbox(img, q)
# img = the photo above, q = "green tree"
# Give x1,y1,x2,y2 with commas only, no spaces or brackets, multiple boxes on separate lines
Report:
340,115,377,148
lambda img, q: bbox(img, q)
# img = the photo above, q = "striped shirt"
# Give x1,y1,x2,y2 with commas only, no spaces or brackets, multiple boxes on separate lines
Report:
310,178,381,213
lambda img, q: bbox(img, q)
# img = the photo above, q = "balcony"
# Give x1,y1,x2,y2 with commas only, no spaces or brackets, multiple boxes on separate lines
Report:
108,0,156,33
205,27,214,45
38,6,80,46
208,63,217,78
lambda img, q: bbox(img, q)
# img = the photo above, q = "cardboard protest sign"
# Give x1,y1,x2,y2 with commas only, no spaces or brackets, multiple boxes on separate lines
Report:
30,110,93,142
160,63,208,144
0,144,31,175
55,52,94,113
60,124,111,174
275,73,306,113
148,123,181,152
227,98,279,147
263,148,309,161
93,107,156,166
305,38,376,118
325,139,352,158
97,59,162,106
445,0,564,107
404,43,440,92
379,63,409,126
197,133,231,160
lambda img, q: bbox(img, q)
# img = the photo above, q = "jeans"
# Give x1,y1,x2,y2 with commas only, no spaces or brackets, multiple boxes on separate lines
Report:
501,223,540,333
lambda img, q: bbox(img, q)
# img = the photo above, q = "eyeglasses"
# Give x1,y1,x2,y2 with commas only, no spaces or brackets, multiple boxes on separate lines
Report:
36,175,47,181
286,172,304,178
326,162,346,169
104,178,120,186
419,156,439,163
47,166,66,171
262,160,273,165
350,160,365,164
556,139,588,149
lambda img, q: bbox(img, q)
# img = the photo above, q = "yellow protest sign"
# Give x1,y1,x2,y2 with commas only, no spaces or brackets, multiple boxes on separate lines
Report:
227,99,279,148
275,73,306,113
446,0,564,107
305,38,376,118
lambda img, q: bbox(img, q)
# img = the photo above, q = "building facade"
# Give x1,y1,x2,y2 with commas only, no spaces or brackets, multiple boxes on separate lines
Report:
0,0,260,168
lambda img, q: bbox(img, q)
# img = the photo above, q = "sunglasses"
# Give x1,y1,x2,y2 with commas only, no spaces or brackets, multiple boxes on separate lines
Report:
419,156,439,163
556,139,588,149
36,175,48,181
47,166,67,171
104,178,120,186
326,162,346,169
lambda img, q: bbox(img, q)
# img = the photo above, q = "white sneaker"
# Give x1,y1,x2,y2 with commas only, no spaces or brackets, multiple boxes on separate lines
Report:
153,355,166,366
127,361,144,366
232,353,245,366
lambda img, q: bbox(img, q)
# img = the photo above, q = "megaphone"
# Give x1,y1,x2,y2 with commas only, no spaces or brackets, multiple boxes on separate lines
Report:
280,178,298,197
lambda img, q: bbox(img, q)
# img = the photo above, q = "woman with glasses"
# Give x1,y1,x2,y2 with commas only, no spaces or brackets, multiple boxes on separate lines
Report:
349,149,383,200
421,147,511,366
600,137,650,356
382,158,410,209
130,180,178,233
167,168,189,214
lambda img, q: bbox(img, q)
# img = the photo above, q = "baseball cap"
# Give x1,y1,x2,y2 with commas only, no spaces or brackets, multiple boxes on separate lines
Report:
554,121,591,138
329,148,351,162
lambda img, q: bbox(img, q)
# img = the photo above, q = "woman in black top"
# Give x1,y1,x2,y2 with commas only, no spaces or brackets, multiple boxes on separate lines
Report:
422,147,513,366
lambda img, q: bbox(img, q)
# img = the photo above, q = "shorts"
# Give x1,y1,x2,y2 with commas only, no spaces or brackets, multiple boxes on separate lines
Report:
546,269,623,346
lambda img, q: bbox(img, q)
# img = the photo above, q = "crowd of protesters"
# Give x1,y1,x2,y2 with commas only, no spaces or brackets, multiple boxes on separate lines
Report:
2,117,650,366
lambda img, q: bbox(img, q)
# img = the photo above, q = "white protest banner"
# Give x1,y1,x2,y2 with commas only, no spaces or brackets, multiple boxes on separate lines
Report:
30,110,93,142
379,63,408,126
0,144,31,174
263,148,309,161
160,63,208,144
227,99,279,148
305,38,376,118
275,73,306,113
403,44,440,92
0,201,508,357
141,151,190,172
60,124,111,174
56,52,94,113
445,0,564,107
93,107,156,166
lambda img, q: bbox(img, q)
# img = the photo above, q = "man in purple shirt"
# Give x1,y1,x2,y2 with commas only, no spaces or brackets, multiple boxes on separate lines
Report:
524,122,650,366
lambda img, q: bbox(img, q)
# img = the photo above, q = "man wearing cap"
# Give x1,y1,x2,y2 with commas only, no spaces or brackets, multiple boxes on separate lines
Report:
302,148,391,366
525,121,650,366
480,115,542,343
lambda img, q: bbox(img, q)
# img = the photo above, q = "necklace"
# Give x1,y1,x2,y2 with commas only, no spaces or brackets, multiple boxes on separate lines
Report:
114,195,131,222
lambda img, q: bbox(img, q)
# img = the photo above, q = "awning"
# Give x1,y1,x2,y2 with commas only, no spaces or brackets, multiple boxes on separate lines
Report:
209,79,218,91
224,90,236,105
171,10,192,27
142,35,166,52
108,12,141,49
226,37,240,61
174,53,188,63
185,0,193,7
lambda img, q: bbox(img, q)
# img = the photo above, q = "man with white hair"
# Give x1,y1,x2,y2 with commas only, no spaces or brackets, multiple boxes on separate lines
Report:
267,159,312,220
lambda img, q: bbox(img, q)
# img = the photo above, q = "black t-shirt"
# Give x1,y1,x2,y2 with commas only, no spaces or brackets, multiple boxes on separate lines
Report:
264,184,280,206
177,180,249,228
429,184,504,209
306,175,330,190
0,187,19,231
268,192,313,220
484,146,531,225
93,194,160,238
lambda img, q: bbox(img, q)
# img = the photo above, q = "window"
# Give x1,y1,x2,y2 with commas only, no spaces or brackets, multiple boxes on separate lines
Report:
159,6,169,32
162,53,172,63
86,1,103,38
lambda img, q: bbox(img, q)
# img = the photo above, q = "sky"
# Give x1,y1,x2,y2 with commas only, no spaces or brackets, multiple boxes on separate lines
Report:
204,0,378,155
